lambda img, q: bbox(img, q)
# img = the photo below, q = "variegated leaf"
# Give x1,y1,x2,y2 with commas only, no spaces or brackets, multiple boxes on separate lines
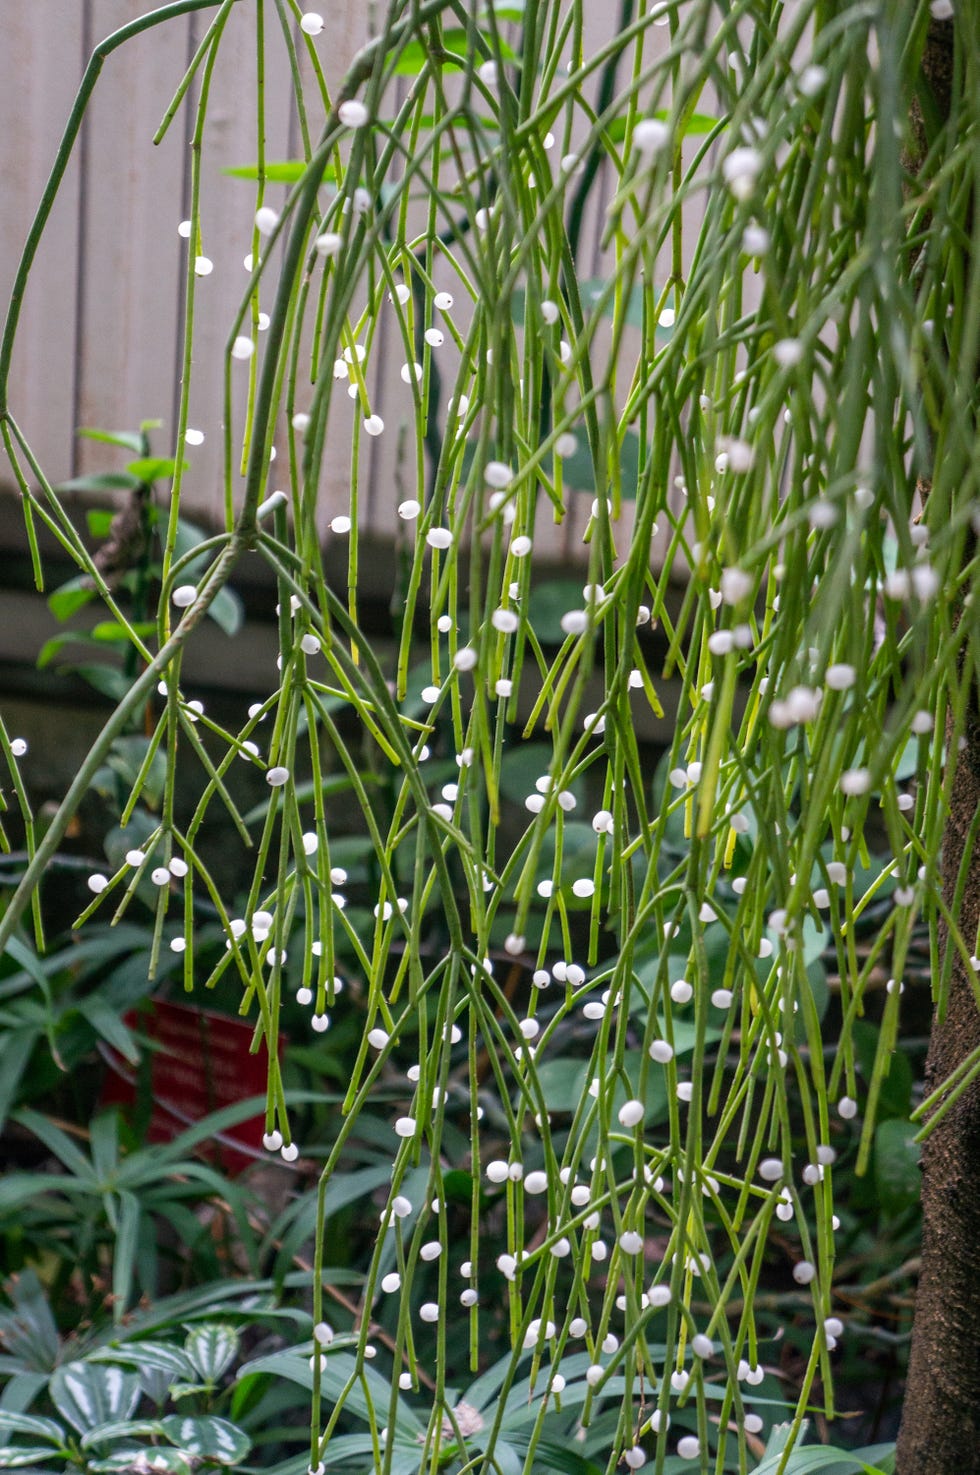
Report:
49,1362,140,1435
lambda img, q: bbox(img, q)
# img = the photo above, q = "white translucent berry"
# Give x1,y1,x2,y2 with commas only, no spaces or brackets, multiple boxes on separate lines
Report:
338,99,369,128
773,337,804,368
484,461,513,489
722,146,763,198
633,117,670,155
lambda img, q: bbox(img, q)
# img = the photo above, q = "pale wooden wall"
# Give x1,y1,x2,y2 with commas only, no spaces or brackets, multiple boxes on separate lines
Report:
0,1,687,575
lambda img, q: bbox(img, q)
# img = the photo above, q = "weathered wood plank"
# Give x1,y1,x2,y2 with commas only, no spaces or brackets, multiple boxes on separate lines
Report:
0,2,85,489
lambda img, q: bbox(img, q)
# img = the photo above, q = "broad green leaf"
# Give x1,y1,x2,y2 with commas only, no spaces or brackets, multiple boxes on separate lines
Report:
236,1348,423,1434
605,110,722,143
0,1414,64,1445
125,456,187,483
86,510,116,538
183,1324,238,1384
57,472,141,494
0,1447,65,1467
86,1344,196,1382
224,160,338,184
103,735,168,808
874,1118,920,1215
558,425,642,496
70,665,134,702
752,1444,892,1474
47,576,96,622
498,742,585,809
391,30,516,75
88,1450,192,1474
160,1415,251,1464
49,1362,140,1435
77,428,146,454
525,579,592,645
89,621,156,644
36,632,98,669
80,1420,166,1450
854,1021,913,1120
206,585,244,637
509,1434,601,1475
577,279,648,332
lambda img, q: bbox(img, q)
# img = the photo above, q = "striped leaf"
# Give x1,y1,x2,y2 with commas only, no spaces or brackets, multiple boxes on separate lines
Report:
0,1415,63,1446
0,1449,64,1469
80,1420,166,1451
87,1344,196,1382
183,1325,237,1385
160,1416,251,1465
49,1362,139,1435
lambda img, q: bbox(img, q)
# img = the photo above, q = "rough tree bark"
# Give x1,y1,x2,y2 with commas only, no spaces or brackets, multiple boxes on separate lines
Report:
895,17,980,1474
897,716,980,1470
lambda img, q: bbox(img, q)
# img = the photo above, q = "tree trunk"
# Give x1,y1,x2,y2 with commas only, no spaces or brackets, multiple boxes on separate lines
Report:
895,18,980,1473
896,717,980,1470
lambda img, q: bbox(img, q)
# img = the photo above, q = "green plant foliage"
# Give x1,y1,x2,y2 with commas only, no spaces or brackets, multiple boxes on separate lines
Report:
0,0,976,1471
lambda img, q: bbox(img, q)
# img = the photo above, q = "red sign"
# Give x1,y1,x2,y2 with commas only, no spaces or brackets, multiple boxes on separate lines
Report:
102,1000,284,1174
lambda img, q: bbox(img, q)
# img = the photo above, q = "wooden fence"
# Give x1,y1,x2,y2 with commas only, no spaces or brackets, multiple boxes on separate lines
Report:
0,2,689,582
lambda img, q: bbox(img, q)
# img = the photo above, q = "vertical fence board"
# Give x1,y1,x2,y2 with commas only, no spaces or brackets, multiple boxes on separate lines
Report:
0,5,84,490
74,2,191,477
2,3,687,576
